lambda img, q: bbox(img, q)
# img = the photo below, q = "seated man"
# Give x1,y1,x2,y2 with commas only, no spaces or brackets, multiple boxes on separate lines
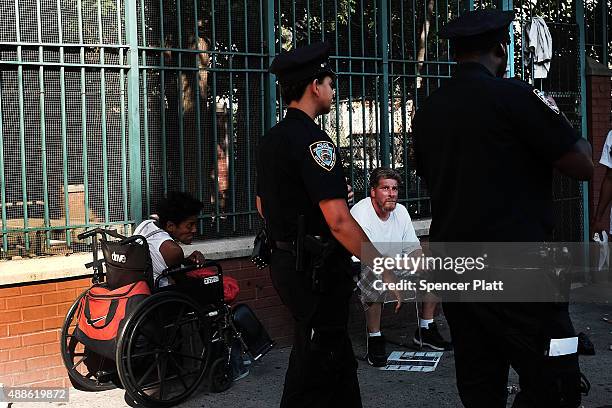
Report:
133,191,206,287
352,168,451,367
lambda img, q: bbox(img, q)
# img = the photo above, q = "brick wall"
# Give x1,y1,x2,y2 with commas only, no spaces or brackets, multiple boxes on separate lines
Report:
587,64,612,229
0,257,294,387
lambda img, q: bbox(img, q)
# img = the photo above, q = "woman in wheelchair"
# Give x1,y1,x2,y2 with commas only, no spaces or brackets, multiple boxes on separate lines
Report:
133,192,206,287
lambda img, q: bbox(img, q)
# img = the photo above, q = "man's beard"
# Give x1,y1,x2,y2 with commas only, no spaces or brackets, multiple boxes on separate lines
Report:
382,201,397,211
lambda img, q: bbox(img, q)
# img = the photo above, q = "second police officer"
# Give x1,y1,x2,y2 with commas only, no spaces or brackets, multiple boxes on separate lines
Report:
256,42,401,408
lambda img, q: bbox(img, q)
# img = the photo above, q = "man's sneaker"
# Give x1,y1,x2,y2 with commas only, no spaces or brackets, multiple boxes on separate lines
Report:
366,335,387,368
413,322,452,351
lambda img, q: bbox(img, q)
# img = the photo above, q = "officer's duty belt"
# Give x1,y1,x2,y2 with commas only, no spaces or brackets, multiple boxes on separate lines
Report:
272,240,295,254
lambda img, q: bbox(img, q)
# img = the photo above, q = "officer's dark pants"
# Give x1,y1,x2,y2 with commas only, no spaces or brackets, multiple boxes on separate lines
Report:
444,302,581,408
269,249,362,408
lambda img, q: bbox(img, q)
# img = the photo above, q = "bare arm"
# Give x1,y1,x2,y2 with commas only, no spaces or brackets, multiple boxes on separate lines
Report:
256,195,263,218
554,138,593,181
593,167,612,232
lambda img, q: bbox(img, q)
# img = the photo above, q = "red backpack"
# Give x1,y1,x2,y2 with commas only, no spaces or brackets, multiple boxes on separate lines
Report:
74,281,150,360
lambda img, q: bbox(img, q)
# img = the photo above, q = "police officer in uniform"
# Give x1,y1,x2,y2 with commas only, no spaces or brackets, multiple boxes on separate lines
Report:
256,42,400,408
413,9,593,408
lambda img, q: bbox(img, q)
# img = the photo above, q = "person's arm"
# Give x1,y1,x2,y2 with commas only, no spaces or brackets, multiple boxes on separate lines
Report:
554,138,593,181
159,240,205,267
593,167,612,232
320,198,402,312
256,195,263,218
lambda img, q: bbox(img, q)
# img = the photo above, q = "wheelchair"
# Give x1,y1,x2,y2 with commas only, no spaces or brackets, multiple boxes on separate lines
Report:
60,228,274,407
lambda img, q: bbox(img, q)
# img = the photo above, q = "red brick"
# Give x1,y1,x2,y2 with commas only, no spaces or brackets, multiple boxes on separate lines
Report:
0,359,26,375
20,283,58,295
57,278,91,290
6,295,42,309
0,335,21,350
23,378,65,387
0,324,7,337
21,330,57,346
43,342,60,356
236,289,256,301
12,368,48,385
0,298,6,310
10,345,45,360
46,366,68,380
9,320,44,336
26,354,62,370
42,290,77,305
0,309,21,324
256,286,278,298
0,350,9,362
0,287,21,298
22,305,58,321
57,302,75,318
43,316,65,330
220,259,243,271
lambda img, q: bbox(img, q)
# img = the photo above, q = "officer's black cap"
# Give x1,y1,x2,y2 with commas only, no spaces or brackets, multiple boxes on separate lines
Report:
440,9,514,45
269,41,335,85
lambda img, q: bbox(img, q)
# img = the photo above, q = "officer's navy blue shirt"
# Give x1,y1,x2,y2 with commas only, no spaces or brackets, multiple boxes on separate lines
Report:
413,62,580,242
257,108,347,242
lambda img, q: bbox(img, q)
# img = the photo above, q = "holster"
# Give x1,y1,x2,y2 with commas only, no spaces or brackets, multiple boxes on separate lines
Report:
304,235,337,293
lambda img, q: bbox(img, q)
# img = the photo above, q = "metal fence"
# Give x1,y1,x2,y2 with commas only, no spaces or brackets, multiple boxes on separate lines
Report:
0,0,603,258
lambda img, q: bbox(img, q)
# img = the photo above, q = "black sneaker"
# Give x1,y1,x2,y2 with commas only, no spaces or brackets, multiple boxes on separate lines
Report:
366,335,387,368
413,322,452,351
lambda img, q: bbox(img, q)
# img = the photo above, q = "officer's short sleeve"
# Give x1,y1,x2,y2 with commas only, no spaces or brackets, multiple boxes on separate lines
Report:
300,138,347,204
599,130,612,168
505,82,580,163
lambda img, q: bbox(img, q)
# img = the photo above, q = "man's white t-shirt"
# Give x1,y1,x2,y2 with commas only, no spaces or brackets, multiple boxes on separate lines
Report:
350,197,421,259
599,130,612,233
133,219,173,287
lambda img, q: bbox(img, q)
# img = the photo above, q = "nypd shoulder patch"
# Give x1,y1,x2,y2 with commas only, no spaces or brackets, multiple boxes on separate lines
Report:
309,140,336,171
533,89,560,115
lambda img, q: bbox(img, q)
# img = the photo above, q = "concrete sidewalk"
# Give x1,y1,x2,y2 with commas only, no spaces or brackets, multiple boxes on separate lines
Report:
13,302,612,408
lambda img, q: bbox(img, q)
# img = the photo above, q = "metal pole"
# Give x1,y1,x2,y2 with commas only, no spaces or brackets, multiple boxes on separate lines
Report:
264,0,277,131
500,0,515,78
125,0,143,224
603,0,608,67
377,0,390,167
577,0,589,247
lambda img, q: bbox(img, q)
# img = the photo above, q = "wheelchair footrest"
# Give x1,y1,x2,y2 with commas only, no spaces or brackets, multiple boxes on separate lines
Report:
232,303,275,361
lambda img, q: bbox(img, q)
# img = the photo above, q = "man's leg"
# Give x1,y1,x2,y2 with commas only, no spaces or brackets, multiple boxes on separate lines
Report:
364,302,387,367
414,294,452,350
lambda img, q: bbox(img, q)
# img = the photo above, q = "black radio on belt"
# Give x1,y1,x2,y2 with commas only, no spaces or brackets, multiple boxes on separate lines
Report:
251,226,271,269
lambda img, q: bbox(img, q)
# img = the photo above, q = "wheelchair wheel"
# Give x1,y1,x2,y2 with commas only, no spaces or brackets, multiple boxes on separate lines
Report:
60,290,118,391
116,291,211,408
208,356,232,393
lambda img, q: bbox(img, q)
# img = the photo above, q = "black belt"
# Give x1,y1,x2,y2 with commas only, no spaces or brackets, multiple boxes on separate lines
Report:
272,240,295,253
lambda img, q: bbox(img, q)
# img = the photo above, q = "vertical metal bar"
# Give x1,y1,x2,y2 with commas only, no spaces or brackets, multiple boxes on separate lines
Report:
14,0,30,250
194,0,203,232
141,0,150,217
98,0,110,223
307,0,311,42
360,0,366,196
244,0,253,228
0,73,7,253
469,0,475,11
389,0,395,168
37,0,50,246
126,0,143,223
211,0,220,231
576,0,589,247
501,0,514,78
57,0,70,246
334,0,342,156
118,0,129,221
78,0,90,230
228,0,236,230
159,0,167,195
264,0,277,130
401,0,408,200
377,0,390,167
177,0,185,191
603,0,609,67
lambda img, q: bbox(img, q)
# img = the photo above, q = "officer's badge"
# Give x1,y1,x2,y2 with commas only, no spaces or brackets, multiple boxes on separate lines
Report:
309,141,336,171
533,89,560,115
